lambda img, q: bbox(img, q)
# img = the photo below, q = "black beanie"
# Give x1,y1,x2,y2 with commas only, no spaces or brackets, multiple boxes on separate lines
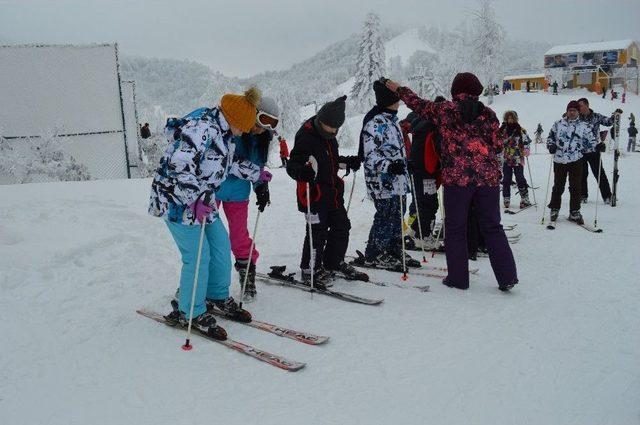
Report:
317,95,347,128
373,80,400,108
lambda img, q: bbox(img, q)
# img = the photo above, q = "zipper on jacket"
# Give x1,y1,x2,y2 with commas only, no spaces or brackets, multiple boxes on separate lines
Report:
325,140,339,208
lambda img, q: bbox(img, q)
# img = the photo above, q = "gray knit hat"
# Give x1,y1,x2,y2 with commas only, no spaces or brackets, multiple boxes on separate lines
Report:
317,95,347,128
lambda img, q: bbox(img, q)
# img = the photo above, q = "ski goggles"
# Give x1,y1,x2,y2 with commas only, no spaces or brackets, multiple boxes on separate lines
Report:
256,111,279,130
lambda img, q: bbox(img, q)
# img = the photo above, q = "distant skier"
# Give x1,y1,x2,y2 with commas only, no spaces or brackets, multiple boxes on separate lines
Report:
578,98,618,204
386,72,519,292
602,87,607,99
499,110,532,209
148,87,262,340
278,136,289,168
526,80,531,93
358,81,419,270
215,96,280,302
534,123,544,143
286,95,364,287
552,81,558,95
140,123,151,139
628,121,638,152
546,100,596,225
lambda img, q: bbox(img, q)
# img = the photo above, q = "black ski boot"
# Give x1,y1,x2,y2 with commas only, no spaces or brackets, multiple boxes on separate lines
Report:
235,260,257,303
166,300,227,340
301,268,335,289
329,261,369,282
568,210,584,225
499,280,518,292
549,208,559,222
442,277,468,290
207,297,252,323
400,252,422,268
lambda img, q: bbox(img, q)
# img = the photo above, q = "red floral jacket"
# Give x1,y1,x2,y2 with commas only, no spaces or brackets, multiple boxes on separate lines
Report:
397,87,502,187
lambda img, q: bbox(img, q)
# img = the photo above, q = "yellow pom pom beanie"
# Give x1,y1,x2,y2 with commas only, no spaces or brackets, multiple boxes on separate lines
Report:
220,87,261,133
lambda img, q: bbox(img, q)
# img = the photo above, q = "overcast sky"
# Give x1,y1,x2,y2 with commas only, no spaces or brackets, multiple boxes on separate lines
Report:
1,0,639,77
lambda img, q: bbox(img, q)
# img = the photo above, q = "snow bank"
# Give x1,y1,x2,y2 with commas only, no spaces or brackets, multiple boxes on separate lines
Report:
385,28,436,67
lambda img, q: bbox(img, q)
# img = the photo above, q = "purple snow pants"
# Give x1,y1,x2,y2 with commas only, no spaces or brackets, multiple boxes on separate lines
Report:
444,186,518,289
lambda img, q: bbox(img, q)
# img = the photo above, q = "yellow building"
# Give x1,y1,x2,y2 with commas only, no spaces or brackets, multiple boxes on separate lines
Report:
544,39,639,93
503,73,547,91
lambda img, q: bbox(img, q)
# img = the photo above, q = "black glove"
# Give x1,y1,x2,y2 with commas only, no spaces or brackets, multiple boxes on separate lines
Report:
387,159,406,175
341,155,361,173
548,144,557,154
596,142,606,153
254,183,270,212
298,165,316,182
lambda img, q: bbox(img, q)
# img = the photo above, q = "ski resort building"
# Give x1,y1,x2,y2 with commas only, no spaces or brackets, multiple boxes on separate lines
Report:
503,73,547,91
543,39,639,94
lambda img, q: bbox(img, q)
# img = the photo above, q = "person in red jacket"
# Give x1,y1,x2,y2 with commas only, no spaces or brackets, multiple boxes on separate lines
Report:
278,136,289,168
385,73,518,292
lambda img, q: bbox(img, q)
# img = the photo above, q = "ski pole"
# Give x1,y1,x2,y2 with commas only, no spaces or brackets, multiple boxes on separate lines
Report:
306,182,315,296
399,194,408,281
346,171,357,214
540,155,553,225
526,156,537,208
410,175,428,263
594,153,603,229
432,187,444,258
239,210,261,308
182,219,207,351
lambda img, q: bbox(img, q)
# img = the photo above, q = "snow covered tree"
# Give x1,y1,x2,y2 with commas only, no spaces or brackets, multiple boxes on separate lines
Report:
350,12,386,113
469,0,505,104
0,133,91,184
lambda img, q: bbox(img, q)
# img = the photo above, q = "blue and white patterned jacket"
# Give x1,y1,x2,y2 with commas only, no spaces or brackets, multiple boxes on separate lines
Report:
547,117,596,164
360,109,409,199
148,107,260,225
579,109,614,153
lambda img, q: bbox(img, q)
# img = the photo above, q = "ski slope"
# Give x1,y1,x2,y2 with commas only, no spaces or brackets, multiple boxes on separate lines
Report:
1,90,639,425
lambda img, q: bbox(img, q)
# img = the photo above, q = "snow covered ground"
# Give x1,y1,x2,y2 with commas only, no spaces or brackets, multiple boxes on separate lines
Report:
1,90,639,425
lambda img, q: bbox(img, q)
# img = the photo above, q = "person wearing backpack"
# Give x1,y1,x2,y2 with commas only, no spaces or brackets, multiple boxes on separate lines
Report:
148,88,261,340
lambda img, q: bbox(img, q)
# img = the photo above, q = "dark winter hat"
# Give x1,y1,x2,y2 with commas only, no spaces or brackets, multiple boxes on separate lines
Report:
317,95,347,128
373,80,400,108
450,72,483,97
566,100,580,111
578,97,589,105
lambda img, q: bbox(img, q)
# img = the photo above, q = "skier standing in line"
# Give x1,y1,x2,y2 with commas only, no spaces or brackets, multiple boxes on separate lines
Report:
405,96,445,250
215,97,280,302
358,81,420,270
546,100,596,225
577,98,619,204
628,121,638,152
148,88,262,340
499,110,532,209
385,73,518,291
286,95,365,287
552,81,559,95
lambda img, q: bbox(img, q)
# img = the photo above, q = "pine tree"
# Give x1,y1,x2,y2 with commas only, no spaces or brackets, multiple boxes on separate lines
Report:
350,12,386,113
469,0,505,104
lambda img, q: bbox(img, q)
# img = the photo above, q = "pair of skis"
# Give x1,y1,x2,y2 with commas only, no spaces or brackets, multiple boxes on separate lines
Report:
504,203,537,215
137,308,328,372
256,266,384,305
546,218,603,233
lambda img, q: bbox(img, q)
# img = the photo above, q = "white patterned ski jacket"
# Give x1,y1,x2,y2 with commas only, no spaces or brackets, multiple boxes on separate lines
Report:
579,109,614,152
148,107,261,225
360,109,409,200
547,117,596,164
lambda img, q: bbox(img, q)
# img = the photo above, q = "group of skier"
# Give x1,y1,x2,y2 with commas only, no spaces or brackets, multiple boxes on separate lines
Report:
146,69,627,340
545,98,622,225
